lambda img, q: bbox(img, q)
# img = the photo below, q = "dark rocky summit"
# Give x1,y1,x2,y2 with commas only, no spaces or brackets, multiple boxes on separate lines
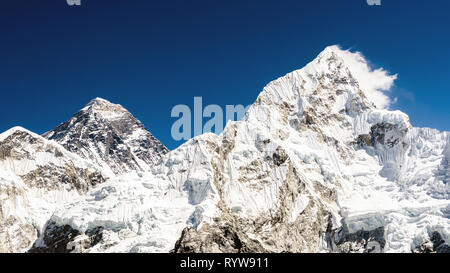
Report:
43,98,169,174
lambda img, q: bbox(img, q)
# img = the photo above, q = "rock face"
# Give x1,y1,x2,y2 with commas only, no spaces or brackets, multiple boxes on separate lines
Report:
29,221,104,253
413,232,450,253
43,98,168,175
173,224,267,253
331,226,386,253
1,46,449,253
0,128,105,192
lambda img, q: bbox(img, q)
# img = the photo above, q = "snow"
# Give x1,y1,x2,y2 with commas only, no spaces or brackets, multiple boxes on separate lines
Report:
322,45,397,109
0,127,107,252
290,194,310,223
48,168,216,252
1,45,449,253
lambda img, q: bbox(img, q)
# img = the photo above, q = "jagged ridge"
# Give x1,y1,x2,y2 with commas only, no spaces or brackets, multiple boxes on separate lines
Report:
1,46,449,253
43,98,169,175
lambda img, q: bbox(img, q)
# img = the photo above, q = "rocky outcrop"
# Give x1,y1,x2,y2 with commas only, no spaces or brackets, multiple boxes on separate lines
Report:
413,232,450,253
333,226,386,253
29,221,104,253
370,123,408,149
356,122,409,149
172,123,336,253
173,224,266,253
0,212,37,253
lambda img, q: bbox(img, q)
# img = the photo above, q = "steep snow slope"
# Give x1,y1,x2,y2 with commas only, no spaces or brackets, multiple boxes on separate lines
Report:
43,98,168,175
30,134,220,253
27,46,450,253
0,127,107,252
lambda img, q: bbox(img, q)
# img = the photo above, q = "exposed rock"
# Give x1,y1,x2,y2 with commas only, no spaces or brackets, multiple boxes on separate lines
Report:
174,151,335,253
436,244,450,253
272,146,288,166
29,221,80,253
2,46,449,254
173,224,266,253
414,231,450,253
356,134,372,147
0,128,106,193
370,123,408,148
334,226,386,253
29,221,104,253
0,215,37,253
43,98,168,175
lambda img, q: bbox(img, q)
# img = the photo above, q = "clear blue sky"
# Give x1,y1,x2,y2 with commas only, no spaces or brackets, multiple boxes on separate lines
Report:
1,0,449,149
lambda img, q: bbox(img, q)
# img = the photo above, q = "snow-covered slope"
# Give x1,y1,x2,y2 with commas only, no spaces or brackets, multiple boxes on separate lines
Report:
43,98,169,175
0,127,107,252
30,134,221,253
32,46,449,253
1,46,450,252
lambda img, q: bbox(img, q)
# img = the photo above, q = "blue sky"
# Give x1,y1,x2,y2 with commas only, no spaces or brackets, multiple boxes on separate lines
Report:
0,0,449,149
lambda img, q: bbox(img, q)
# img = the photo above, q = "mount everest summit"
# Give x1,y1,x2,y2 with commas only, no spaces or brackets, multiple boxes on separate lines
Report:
0,46,449,253
43,97,168,175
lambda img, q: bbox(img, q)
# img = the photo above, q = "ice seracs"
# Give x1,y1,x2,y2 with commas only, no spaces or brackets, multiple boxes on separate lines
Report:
1,45,449,253
37,46,447,253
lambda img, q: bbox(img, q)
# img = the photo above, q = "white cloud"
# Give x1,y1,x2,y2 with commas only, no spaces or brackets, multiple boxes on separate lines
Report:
328,45,397,109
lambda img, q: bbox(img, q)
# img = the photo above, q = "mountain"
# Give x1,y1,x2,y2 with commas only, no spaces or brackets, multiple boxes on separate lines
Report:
0,98,169,253
0,127,106,252
43,98,169,175
30,46,449,253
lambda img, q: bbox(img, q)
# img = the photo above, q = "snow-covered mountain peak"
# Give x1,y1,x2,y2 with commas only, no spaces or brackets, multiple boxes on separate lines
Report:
254,45,396,113
1,46,448,254
251,45,394,117
245,45,409,149
318,45,397,109
43,98,169,175
81,97,129,120
0,126,39,142
31,46,448,254
86,97,112,105
0,125,107,253
0,126,106,188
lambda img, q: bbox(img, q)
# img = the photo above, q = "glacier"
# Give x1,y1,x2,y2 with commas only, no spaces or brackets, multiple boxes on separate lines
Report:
0,45,449,253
